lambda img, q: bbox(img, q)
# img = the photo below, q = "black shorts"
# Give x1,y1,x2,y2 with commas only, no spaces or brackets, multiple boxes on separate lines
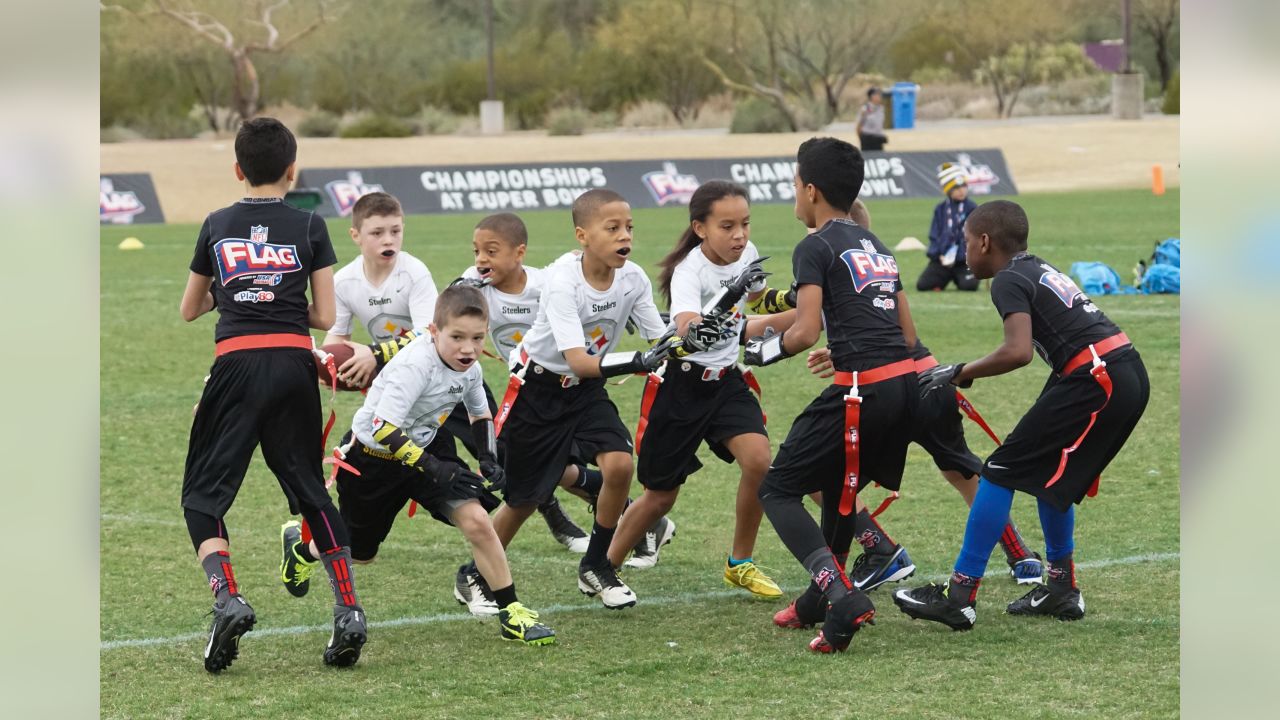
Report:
637,362,767,492
912,387,983,478
763,374,917,496
984,349,1149,512
334,431,499,561
498,367,633,508
182,347,332,518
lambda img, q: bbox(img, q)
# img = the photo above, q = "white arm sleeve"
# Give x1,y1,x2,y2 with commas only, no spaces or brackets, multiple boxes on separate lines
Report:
408,269,438,331
631,272,669,341
371,363,427,428
330,283,354,336
462,373,489,417
668,263,703,318
546,283,587,352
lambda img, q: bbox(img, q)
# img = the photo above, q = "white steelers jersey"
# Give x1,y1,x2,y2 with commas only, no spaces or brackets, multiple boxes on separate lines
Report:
462,264,548,361
352,334,486,451
331,251,437,342
668,241,763,369
519,255,668,376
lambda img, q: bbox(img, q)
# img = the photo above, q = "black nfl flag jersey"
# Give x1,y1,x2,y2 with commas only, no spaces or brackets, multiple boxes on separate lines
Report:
793,217,911,370
190,198,337,341
989,253,1123,374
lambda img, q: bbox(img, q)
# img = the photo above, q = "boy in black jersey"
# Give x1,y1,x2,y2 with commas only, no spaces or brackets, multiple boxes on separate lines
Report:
894,200,1149,630
745,137,919,653
180,118,366,672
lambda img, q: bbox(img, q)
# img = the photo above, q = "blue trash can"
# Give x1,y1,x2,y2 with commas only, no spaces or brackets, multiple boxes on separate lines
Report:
891,82,919,130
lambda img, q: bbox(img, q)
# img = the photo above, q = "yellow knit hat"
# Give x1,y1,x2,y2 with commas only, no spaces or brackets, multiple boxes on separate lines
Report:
938,162,968,194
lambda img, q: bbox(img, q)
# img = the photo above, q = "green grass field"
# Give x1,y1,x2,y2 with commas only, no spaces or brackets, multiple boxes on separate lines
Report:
100,188,1180,719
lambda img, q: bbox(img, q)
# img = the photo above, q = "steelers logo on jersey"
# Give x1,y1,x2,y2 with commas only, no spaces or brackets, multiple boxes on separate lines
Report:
368,312,414,343
491,321,532,359
584,320,619,356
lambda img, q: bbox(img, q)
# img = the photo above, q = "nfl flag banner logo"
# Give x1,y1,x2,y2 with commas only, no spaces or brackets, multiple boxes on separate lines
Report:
250,225,269,244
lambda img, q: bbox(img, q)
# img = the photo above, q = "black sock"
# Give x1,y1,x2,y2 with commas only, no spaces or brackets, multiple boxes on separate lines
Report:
582,520,616,567
853,509,894,555
493,583,518,609
539,495,561,513
948,570,981,605
201,551,237,604
321,547,361,608
802,547,851,604
573,465,604,497
296,541,318,564
1047,554,1077,592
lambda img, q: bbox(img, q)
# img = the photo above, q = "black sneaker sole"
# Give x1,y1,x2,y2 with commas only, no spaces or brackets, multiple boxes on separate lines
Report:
1007,603,1085,621
892,596,974,632
323,629,367,667
203,613,256,673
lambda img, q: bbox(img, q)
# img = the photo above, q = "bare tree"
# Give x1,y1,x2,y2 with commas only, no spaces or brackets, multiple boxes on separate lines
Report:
699,0,898,130
101,0,339,124
1135,0,1178,91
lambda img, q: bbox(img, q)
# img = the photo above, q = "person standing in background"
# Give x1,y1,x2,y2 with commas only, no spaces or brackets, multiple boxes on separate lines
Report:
856,88,888,152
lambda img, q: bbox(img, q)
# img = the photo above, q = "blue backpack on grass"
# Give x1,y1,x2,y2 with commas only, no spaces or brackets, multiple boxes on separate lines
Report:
1152,238,1180,268
1070,262,1135,295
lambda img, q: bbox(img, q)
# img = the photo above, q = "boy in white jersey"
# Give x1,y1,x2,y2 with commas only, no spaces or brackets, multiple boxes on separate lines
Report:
457,214,603,556
491,189,674,608
605,180,792,600
324,192,437,390
284,286,556,646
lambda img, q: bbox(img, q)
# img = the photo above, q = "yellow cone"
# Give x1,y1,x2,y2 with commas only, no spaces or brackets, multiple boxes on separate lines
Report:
118,237,144,250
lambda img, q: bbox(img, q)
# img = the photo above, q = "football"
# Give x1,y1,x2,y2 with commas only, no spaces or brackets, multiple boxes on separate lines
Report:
314,342,373,391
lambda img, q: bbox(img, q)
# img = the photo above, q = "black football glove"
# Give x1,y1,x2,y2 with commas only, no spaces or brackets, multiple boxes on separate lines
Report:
918,363,971,397
728,256,771,297
468,418,505,493
743,327,793,366
673,318,735,357
417,454,489,495
599,333,677,377
476,459,506,493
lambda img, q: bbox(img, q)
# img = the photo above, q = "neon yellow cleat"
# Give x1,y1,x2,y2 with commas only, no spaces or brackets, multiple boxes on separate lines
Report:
279,521,318,598
498,602,557,646
724,560,783,600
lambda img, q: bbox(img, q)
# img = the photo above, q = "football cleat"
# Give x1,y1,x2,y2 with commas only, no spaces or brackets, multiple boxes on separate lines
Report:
498,602,557,646
454,564,500,617
623,516,676,569
1009,552,1045,585
279,520,318,598
773,586,827,629
323,605,367,667
724,560,783,600
539,496,589,553
577,561,637,609
1006,584,1085,621
808,592,876,653
203,594,256,673
849,544,916,591
893,583,977,631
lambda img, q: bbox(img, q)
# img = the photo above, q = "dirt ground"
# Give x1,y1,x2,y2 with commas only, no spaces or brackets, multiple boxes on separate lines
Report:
101,114,1179,223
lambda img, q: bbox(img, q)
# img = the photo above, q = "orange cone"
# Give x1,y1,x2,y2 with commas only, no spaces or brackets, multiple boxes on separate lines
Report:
1151,165,1165,196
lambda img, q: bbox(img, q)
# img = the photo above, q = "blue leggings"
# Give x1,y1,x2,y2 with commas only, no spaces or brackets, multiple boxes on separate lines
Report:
954,478,1075,578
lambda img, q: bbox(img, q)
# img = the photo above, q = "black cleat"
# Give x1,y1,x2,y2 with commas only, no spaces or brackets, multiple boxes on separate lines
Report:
1006,584,1085,621
893,583,977,631
453,564,499,617
577,561,637,609
848,545,916,591
539,496,589,553
279,520,317,598
809,591,876,653
203,595,256,673
323,605,367,667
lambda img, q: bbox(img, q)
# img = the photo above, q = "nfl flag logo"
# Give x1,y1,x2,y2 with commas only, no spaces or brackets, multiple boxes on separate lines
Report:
250,225,269,244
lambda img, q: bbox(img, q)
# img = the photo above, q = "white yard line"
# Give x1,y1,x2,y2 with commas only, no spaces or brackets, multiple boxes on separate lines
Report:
100,549,1178,651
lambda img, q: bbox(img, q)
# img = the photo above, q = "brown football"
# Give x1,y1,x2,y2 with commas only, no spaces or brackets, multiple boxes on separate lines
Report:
314,342,372,391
